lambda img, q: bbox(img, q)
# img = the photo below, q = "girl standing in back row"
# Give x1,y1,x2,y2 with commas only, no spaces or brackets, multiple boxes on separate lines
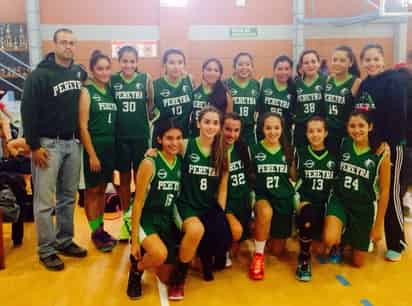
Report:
294,49,326,148
111,45,153,241
153,48,193,139
226,52,260,146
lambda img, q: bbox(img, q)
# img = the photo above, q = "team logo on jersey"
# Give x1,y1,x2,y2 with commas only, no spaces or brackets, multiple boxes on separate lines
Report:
286,94,291,101
304,159,315,169
160,89,171,98
251,89,257,97
340,88,349,96
92,94,102,102
282,155,287,163
297,88,303,95
190,153,200,163
113,83,123,91
342,152,351,162
177,170,182,179
194,93,203,100
136,83,142,90
315,85,323,92
364,159,375,170
326,84,333,92
182,85,189,93
157,169,168,179
77,71,82,80
264,88,273,96
327,160,336,170
255,152,266,162
231,89,238,96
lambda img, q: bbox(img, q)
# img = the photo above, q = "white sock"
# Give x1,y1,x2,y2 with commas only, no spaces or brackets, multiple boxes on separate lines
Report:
255,240,266,255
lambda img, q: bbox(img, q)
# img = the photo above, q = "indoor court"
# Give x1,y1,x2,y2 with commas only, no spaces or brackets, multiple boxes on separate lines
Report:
1,208,412,306
1,1,412,306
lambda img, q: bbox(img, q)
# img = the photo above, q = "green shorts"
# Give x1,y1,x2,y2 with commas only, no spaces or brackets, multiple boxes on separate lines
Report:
226,196,252,241
176,200,209,222
83,137,115,188
115,138,148,172
326,193,376,252
139,211,181,264
255,194,295,239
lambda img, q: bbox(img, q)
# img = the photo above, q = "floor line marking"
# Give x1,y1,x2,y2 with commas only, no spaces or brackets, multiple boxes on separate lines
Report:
157,277,170,306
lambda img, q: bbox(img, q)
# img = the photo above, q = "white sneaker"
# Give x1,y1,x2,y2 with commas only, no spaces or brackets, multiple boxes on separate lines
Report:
225,252,232,268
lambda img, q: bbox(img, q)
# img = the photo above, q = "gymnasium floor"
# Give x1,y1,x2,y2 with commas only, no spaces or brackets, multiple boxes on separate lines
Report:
0,206,411,306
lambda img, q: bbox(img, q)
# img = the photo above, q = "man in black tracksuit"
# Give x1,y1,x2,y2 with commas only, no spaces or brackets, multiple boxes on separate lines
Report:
356,68,407,261
21,29,87,270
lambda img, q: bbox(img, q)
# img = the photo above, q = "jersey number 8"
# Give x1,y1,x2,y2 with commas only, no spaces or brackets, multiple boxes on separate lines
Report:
200,178,208,191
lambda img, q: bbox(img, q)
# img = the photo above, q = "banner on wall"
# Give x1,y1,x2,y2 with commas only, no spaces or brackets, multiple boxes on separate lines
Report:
111,41,158,58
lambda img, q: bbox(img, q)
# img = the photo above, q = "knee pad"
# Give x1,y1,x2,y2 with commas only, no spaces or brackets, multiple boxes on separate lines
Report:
296,204,317,238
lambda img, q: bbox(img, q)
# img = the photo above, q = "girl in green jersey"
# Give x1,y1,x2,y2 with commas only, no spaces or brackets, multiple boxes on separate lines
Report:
249,112,297,280
112,45,153,241
324,111,390,267
127,119,183,300
153,49,193,138
226,52,260,146
325,46,361,153
190,58,233,136
258,55,295,141
294,50,326,147
79,51,118,252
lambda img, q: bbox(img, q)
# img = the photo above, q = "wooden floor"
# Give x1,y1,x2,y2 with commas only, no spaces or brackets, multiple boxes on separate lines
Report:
1,206,411,306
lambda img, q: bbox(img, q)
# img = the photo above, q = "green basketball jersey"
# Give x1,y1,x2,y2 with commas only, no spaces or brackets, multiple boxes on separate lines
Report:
142,152,182,215
296,145,337,206
84,82,117,138
258,78,292,124
177,138,220,210
324,75,356,129
294,74,326,124
226,77,260,128
334,138,384,204
111,72,149,139
190,85,210,136
228,144,250,201
251,141,294,200
153,76,193,137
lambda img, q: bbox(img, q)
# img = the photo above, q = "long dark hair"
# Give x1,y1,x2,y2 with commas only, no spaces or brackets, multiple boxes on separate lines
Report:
298,49,321,79
89,50,111,72
258,112,294,167
335,45,360,77
273,55,296,96
360,43,384,61
154,118,184,150
223,112,252,182
202,58,228,113
198,106,228,176
347,110,380,153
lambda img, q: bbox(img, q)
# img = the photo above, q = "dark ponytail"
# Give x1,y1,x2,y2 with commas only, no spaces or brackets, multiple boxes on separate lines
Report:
202,58,228,113
89,50,111,72
348,110,380,153
335,45,360,77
